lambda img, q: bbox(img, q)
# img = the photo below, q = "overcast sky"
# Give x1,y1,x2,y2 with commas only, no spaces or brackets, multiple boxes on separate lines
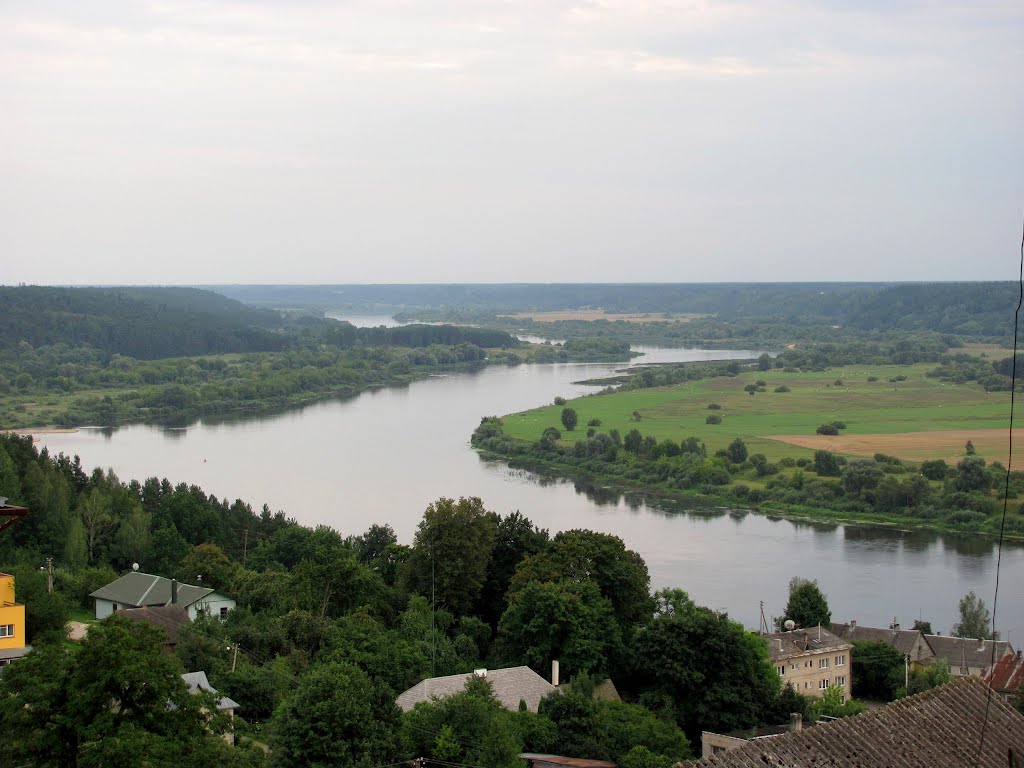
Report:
1,1,1022,285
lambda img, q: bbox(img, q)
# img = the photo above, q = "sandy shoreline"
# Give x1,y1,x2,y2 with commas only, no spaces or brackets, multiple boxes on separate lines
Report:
5,428,80,437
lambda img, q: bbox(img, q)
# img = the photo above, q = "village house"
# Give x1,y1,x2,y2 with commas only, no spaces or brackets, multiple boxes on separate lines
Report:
0,572,31,667
763,627,852,700
922,634,1014,678
985,650,1024,703
181,671,240,745
90,572,235,621
397,665,557,713
686,677,1024,767
830,620,934,666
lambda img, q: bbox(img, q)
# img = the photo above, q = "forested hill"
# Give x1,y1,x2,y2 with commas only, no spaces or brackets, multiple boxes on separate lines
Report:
210,282,1016,337
0,286,287,359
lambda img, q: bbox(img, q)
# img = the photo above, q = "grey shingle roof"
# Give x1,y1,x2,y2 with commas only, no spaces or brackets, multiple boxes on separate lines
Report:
90,572,216,609
181,671,239,711
923,635,1014,670
763,628,851,662
831,622,924,656
688,677,1024,768
396,666,555,712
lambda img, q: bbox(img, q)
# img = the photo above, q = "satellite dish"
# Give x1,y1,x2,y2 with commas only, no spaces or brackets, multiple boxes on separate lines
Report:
132,563,139,572
784,619,796,631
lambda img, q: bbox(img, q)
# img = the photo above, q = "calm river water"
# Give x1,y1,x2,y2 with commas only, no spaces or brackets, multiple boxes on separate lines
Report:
32,318,1024,642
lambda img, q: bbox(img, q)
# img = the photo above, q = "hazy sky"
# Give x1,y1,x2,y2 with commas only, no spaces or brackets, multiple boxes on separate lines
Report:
2,1,1022,285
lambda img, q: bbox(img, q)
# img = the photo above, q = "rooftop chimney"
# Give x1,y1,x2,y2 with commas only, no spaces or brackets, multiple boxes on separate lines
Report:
790,712,803,732
551,660,560,687
171,579,178,605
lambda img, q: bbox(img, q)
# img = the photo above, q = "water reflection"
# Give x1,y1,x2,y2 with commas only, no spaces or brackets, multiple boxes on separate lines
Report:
31,343,1024,641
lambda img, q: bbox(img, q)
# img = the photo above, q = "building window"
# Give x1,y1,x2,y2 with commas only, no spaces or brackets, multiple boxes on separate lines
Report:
835,654,846,666
819,658,830,669
791,663,798,670
835,675,846,686
819,679,829,690
777,665,786,676
0,624,13,638
804,682,811,689
219,607,229,620
806,660,813,668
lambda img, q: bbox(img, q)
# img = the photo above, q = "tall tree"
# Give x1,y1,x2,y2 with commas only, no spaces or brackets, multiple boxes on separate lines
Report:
270,662,400,768
479,512,550,626
508,529,653,630
404,497,498,616
497,578,621,678
952,590,995,639
631,603,779,740
779,577,831,629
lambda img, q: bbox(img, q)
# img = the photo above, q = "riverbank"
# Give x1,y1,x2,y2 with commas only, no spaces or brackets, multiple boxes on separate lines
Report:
471,359,1024,537
474,446,1024,540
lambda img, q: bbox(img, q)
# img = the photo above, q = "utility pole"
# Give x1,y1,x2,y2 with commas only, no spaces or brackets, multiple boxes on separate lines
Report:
905,654,910,690
431,545,436,678
759,601,770,634
231,643,239,673
242,528,249,568
45,556,53,594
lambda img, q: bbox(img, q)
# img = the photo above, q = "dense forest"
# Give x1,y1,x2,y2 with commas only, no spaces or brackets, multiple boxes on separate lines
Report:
0,432,867,767
214,283,1016,339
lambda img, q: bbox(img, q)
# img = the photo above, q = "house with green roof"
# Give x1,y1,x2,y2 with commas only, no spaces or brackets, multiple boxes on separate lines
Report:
90,571,235,621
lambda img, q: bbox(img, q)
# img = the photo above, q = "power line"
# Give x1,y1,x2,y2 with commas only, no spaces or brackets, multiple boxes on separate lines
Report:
974,214,1023,768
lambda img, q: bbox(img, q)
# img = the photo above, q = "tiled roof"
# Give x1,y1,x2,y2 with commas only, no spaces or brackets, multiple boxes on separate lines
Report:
115,604,190,644
923,635,1013,669
181,671,239,711
396,666,555,712
986,652,1024,693
763,628,851,662
830,623,925,656
90,572,216,609
688,677,1024,768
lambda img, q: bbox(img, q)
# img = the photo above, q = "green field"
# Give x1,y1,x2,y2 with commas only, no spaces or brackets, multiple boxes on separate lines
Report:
501,364,1017,466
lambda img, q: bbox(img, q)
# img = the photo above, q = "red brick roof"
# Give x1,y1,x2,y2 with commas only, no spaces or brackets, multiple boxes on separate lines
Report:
688,677,1024,768
986,652,1024,694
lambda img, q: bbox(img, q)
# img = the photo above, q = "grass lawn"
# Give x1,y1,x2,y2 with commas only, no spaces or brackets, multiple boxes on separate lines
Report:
500,363,1019,467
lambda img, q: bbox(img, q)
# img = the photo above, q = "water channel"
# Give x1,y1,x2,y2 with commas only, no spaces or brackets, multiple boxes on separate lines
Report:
31,316,1024,642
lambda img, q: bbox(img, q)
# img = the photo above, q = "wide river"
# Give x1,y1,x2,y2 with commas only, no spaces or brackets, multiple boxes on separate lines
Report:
32,317,1024,642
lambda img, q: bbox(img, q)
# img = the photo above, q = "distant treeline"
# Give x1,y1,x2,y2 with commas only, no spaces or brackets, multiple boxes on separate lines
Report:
213,282,1016,339
0,286,521,360
0,286,288,359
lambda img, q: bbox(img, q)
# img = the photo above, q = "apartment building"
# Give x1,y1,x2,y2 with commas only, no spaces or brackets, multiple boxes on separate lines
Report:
765,627,852,700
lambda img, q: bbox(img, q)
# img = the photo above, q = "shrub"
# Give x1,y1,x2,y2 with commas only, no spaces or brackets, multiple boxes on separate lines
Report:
705,414,722,425
554,396,566,405
834,379,844,386
831,421,847,430
774,385,791,393
920,459,948,481
867,376,879,382
707,403,721,410
890,375,907,383
755,380,767,387
816,423,840,435
587,418,602,427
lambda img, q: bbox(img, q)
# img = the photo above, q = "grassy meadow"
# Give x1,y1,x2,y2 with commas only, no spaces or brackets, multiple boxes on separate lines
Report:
500,363,1019,468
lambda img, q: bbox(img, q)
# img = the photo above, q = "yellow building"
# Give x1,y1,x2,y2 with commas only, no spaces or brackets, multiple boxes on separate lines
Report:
0,572,31,666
